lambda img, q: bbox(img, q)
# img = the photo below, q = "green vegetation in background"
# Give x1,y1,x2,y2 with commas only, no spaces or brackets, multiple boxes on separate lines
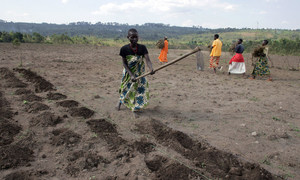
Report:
176,29,300,55
1,29,300,56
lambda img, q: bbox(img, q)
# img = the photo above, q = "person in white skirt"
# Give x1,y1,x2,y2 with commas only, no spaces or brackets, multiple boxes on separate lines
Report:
228,39,245,75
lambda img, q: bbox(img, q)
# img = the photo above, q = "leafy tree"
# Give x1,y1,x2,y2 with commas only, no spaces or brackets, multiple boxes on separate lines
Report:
12,32,24,42
32,32,44,43
23,34,35,43
51,33,73,44
1,32,12,42
12,38,21,46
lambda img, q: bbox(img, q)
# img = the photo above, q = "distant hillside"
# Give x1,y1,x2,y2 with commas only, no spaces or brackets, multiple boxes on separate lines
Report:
0,20,210,40
1,20,300,55
1,20,299,40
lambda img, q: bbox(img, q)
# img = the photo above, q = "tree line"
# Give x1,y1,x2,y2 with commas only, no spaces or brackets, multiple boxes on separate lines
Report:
1,30,300,56
3,20,299,40
0,21,207,40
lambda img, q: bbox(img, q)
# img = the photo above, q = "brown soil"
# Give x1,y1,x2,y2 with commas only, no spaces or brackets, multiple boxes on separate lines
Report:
133,139,155,154
30,111,63,127
0,144,34,169
14,68,55,92
0,91,14,119
69,107,95,119
56,99,79,108
46,92,67,100
156,163,199,180
50,128,82,147
137,119,274,179
0,43,299,179
0,119,22,146
0,67,28,88
4,171,35,180
25,102,50,113
86,119,126,150
14,88,33,95
21,94,43,102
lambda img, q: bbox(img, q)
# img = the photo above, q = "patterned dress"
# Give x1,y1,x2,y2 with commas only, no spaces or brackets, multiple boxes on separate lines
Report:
119,44,150,111
252,47,270,76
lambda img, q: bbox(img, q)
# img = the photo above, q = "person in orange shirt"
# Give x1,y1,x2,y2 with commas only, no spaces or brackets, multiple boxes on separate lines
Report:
209,34,222,73
158,37,168,63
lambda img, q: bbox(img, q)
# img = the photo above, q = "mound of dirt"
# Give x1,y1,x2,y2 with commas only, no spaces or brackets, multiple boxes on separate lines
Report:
86,119,118,134
14,68,55,92
133,139,155,154
34,80,54,93
15,130,37,150
0,120,22,146
6,81,28,88
4,169,48,180
69,107,94,119
64,165,80,177
172,131,195,150
67,150,85,162
144,155,166,172
157,162,199,180
51,128,82,147
57,100,79,108
30,111,63,127
65,152,111,177
146,154,204,179
86,119,127,150
0,67,27,88
4,171,34,180
25,102,49,113
137,119,277,179
0,144,34,169
0,67,15,79
47,92,67,100
0,92,14,119
65,151,110,177
2,75,27,88
14,89,33,95
14,68,40,83
84,153,106,170
21,94,43,102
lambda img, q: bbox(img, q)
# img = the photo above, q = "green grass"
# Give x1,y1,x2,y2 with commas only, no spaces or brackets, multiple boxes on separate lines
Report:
16,129,31,140
249,97,259,102
283,173,295,179
91,133,98,138
261,157,271,165
200,162,206,168
289,124,300,132
272,116,280,121
191,123,199,129
89,176,96,180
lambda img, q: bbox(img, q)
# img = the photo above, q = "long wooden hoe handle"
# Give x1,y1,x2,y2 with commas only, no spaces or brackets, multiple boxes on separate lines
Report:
136,46,201,80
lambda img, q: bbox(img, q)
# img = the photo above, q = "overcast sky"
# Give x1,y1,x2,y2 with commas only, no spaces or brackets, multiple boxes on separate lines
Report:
0,0,299,29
